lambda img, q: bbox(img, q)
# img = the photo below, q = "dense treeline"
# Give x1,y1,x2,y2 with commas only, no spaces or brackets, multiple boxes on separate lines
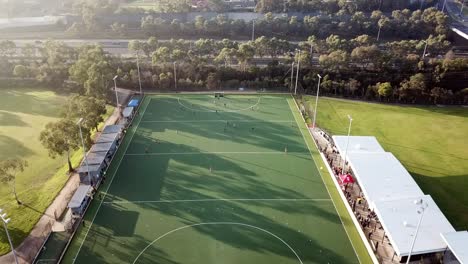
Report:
137,9,447,40
1,33,467,105
66,1,448,41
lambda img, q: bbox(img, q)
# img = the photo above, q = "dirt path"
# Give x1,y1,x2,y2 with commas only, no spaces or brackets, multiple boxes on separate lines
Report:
0,108,121,264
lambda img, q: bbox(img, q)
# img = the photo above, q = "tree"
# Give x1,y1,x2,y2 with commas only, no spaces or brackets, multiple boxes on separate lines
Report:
0,159,28,204
319,50,348,72
399,73,426,102
152,47,171,64
237,42,255,70
64,95,107,132
39,118,82,172
0,40,16,57
69,45,113,99
13,65,28,79
256,0,284,12
206,72,219,90
377,82,393,99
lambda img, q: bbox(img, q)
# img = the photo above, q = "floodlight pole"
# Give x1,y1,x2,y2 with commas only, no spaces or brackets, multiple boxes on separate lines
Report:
0,209,19,264
420,0,424,10
422,40,428,59
77,118,91,185
442,0,447,12
294,50,301,95
173,62,177,90
341,115,353,174
312,74,322,128
377,24,382,42
406,199,428,264
113,75,119,109
290,62,295,91
136,52,143,95
252,20,255,41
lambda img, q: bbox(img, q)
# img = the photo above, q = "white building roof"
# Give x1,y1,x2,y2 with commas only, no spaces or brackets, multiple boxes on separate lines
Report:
332,136,386,156
374,195,455,257
346,152,424,208
122,107,134,118
68,185,92,209
441,231,468,264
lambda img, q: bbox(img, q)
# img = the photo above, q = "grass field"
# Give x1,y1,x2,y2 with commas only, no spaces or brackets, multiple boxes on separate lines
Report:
62,94,371,264
301,96,468,230
0,88,113,255
0,88,71,254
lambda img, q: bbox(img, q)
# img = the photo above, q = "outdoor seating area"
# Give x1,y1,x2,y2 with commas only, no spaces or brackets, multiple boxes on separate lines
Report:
312,131,460,264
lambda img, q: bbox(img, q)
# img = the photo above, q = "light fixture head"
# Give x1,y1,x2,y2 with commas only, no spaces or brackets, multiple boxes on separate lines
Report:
317,74,322,78
113,75,118,80
76,118,83,125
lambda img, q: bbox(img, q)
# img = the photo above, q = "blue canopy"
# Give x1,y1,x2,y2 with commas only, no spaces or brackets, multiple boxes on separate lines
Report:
128,99,139,107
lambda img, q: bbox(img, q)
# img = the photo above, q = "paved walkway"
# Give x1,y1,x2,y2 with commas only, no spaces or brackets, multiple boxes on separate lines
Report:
0,108,121,264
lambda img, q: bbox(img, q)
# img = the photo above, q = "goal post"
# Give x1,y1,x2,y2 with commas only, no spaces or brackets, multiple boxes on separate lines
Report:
214,92,225,98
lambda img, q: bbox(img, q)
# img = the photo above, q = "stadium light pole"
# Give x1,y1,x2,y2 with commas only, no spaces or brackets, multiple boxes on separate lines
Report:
421,40,428,59
294,50,301,95
442,0,447,12
0,209,19,264
341,115,353,175
113,75,120,109
405,199,428,264
420,0,424,10
77,118,91,185
136,52,143,95
290,62,295,92
377,23,382,41
312,74,322,129
173,62,177,90
251,20,255,41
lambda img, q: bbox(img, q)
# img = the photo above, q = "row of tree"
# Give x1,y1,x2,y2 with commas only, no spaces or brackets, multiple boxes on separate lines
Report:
136,8,448,40
2,35,467,106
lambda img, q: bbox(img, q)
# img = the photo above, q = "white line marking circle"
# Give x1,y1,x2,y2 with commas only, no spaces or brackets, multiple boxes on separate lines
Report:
178,97,261,112
132,222,303,264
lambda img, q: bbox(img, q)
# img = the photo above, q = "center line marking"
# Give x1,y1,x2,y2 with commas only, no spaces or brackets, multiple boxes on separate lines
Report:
125,151,309,156
103,198,332,204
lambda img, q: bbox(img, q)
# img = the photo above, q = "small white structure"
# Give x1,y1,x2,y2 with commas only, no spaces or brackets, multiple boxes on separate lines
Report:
441,231,468,264
68,184,93,216
374,195,455,258
332,136,385,155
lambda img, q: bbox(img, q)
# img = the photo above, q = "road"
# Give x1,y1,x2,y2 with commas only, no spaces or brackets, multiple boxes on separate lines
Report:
12,39,302,57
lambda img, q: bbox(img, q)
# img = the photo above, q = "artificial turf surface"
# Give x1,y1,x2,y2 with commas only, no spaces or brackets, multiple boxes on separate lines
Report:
63,94,364,264
302,96,468,230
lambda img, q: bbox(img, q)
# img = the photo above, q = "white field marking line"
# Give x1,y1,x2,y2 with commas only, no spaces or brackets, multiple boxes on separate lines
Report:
132,222,303,264
125,151,309,156
103,198,332,204
288,97,362,264
177,96,261,112
141,119,294,123
72,97,150,263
